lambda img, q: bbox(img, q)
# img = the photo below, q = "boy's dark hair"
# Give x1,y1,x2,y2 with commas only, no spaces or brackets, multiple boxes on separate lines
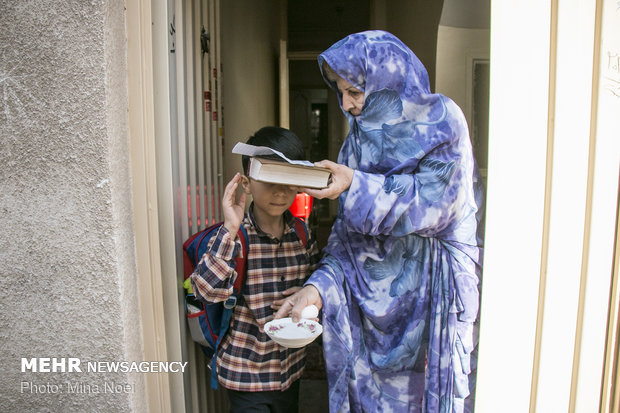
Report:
242,126,306,174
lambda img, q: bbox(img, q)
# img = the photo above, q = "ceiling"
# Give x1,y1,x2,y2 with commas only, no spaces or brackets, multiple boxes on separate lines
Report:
287,0,370,52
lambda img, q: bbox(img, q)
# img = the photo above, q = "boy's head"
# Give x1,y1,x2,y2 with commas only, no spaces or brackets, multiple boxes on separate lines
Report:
241,126,306,174
240,127,306,221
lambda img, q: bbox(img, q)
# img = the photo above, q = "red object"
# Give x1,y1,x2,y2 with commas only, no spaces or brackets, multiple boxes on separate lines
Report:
289,193,313,220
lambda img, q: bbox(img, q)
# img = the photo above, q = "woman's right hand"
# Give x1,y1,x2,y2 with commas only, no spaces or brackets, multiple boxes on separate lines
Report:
222,173,246,235
273,285,323,322
302,160,354,200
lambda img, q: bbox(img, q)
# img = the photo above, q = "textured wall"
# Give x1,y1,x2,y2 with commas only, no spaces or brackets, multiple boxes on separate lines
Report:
0,1,145,411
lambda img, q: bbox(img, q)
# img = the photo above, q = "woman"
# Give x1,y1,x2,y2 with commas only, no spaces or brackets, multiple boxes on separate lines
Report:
274,31,484,412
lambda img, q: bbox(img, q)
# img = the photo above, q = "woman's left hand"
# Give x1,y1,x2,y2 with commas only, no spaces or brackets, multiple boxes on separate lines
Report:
302,160,354,200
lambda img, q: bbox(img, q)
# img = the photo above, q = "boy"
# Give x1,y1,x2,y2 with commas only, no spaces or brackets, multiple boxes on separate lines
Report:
190,126,320,412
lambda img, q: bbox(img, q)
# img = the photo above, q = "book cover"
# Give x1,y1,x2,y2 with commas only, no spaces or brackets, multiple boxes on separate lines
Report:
248,157,331,189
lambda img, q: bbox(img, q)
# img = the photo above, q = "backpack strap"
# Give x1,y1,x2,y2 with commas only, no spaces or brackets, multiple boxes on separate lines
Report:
182,222,224,279
210,224,249,389
231,225,249,295
294,217,309,248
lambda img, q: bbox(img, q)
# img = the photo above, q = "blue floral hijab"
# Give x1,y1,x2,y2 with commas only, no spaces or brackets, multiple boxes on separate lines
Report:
308,31,484,412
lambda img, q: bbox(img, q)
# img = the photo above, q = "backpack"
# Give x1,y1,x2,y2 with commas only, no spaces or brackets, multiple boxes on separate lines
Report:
182,218,308,389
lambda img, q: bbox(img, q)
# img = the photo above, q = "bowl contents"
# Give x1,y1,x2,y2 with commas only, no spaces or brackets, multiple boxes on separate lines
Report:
300,304,319,319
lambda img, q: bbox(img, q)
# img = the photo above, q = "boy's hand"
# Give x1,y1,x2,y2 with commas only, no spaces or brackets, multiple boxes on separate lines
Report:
273,285,323,322
222,173,246,236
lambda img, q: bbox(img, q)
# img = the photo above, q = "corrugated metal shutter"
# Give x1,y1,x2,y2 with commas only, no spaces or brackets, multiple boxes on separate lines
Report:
169,0,228,411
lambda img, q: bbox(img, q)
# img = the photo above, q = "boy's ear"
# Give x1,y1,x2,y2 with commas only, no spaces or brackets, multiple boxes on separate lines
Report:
240,175,251,193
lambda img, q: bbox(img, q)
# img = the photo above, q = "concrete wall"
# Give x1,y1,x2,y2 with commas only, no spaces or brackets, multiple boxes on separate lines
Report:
0,1,145,411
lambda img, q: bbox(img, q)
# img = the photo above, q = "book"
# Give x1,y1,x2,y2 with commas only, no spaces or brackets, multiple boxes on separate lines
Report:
248,157,331,189
232,142,332,189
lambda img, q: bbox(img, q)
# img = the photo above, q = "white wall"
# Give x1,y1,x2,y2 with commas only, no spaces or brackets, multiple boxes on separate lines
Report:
435,26,489,136
475,1,551,410
475,0,620,411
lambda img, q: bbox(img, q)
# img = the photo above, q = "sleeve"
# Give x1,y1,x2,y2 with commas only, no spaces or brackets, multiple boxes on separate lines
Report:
303,258,353,411
341,152,468,238
189,225,241,303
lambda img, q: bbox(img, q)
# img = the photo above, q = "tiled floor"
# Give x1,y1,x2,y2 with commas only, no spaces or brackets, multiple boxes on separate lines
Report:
299,338,328,412
299,379,329,413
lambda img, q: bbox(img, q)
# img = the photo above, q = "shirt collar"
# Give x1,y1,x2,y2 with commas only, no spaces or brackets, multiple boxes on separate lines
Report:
247,202,297,237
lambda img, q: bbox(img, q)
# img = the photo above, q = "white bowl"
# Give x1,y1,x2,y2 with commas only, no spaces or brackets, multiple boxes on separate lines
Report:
264,317,323,348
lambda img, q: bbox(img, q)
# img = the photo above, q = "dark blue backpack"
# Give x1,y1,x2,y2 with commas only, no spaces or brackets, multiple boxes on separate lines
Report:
182,219,308,389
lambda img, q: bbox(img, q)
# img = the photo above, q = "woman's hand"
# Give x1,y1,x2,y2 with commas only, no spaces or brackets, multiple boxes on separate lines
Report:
302,160,354,200
273,285,323,322
271,286,302,311
222,173,246,235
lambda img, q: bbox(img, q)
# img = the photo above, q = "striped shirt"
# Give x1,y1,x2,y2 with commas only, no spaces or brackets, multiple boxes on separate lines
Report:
190,206,320,392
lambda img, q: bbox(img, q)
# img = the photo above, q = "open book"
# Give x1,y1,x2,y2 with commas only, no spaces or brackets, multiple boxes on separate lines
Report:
232,142,331,189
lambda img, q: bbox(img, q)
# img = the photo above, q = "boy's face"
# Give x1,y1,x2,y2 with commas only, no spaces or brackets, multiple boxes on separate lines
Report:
242,177,298,219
